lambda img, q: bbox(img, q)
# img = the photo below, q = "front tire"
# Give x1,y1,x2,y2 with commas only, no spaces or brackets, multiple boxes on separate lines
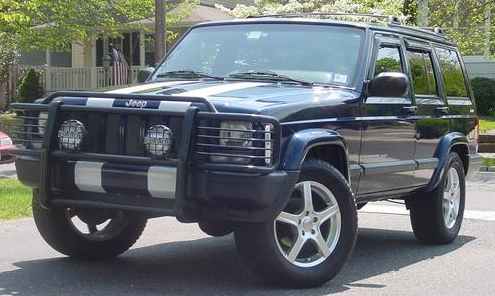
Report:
32,192,147,260
409,152,465,244
234,160,357,288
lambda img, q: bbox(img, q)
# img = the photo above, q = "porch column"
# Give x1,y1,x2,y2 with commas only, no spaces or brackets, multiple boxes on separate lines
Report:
90,36,98,89
140,30,146,67
45,49,52,91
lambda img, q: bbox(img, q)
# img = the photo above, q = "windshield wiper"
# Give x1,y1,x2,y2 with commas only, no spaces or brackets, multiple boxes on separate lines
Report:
156,70,224,80
228,70,314,86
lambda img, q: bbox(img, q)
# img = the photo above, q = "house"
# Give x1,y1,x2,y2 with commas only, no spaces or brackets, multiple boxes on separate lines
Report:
17,0,254,92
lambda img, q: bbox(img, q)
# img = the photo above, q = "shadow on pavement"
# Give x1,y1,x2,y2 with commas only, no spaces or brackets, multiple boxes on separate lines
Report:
0,228,475,296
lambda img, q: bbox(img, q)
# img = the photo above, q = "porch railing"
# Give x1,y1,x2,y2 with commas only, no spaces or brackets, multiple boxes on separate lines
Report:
17,65,149,92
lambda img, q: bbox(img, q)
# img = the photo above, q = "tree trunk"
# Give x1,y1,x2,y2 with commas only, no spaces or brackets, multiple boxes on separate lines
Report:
484,1,492,57
417,0,429,27
154,0,167,65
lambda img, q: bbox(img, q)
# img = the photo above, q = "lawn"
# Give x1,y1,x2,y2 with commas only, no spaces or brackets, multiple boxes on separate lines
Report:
482,157,495,167
480,116,495,134
0,179,32,220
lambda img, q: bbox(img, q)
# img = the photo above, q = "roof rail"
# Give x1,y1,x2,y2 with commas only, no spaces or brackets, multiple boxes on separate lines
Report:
248,13,403,25
419,27,445,35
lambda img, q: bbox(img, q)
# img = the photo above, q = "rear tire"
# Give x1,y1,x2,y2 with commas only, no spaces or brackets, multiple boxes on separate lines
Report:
409,152,465,244
32,192,147,260
234,160,357,288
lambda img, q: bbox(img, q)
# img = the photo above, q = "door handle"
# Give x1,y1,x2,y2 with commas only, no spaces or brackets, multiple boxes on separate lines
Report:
402,106,417,115
435,106,449,115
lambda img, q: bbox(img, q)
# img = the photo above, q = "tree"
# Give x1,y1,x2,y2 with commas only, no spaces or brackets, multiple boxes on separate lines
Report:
18,69,44,103
218,0,494,56
0,0,198,51
216,0,409,22
429,0,494,56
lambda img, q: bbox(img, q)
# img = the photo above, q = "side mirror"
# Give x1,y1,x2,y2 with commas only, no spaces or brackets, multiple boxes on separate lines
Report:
137,67,155,83
368,72,409,98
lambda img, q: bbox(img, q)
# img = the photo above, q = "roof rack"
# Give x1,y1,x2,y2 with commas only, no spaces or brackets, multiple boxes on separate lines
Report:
248,13,403,25
419,27,445,35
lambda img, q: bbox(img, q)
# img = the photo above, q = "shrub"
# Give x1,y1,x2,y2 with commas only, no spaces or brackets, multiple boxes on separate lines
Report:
0,112,20,136
471,77,495,116
17,69,44,103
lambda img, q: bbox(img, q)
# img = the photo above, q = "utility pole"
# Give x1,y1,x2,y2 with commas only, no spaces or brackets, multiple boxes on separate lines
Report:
417,0,429,27
155,0,166,65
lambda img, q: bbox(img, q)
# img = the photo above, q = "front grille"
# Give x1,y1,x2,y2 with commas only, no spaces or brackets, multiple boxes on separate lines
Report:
57,111,183,159
11,110,47,150
194,118,278,168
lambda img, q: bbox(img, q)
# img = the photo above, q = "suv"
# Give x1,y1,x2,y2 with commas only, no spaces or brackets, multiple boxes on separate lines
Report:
12,15,481,288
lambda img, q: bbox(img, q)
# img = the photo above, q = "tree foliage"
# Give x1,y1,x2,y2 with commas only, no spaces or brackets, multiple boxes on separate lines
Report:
17,69,44,103
472,77,495,116
219,0,494,56
0,0,198,51
428,0,494,56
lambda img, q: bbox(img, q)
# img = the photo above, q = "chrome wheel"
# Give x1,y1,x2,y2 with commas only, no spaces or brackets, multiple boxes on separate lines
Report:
274,181,341,268
443,167,461,229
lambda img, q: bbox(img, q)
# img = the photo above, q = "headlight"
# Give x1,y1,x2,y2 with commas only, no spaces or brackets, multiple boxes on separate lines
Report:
57,120,86,151
219,121,253,147
209,121,254,165
144,125,173,158
0,137,13,146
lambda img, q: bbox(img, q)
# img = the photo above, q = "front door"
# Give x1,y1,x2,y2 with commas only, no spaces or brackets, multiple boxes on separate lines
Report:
358,35,417,196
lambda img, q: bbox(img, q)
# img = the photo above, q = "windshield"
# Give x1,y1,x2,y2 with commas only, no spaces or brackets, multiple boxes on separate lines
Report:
153,24,364,86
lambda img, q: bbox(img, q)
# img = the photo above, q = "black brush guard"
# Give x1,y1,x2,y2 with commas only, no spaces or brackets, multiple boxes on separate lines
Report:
11,91,281,222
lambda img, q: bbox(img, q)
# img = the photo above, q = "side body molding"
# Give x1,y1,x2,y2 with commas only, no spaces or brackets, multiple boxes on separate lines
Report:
282,128,348,172
426,132,469,192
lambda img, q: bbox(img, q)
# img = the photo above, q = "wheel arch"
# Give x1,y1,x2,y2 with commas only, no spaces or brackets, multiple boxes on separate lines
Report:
281,128,349,180
426,132,469,192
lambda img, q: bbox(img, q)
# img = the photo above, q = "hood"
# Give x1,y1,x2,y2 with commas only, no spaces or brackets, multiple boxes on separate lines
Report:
107,80,361,121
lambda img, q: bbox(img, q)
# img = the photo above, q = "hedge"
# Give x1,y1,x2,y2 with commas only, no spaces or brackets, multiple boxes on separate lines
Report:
471,77,495,116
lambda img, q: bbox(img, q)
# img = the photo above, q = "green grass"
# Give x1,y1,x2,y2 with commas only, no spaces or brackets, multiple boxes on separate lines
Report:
482,157,495,167
480,116,495,134
0,179,32,220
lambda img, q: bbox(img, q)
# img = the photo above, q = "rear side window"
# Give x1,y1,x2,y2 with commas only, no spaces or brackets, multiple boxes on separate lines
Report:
406,50,438,96
374,46,403,76
435,48,469,97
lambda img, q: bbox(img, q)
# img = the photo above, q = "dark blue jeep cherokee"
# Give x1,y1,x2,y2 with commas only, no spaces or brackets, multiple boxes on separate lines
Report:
12,15,481,288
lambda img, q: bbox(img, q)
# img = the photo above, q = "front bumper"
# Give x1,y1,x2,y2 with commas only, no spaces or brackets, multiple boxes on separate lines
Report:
15,154,298,222
12,94,294,223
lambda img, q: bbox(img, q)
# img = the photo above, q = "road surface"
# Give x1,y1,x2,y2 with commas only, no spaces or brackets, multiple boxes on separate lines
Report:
0,164,494,295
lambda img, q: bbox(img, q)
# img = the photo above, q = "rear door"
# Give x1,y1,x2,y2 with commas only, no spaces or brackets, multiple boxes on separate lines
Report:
358,35,417,195
404,41,448,186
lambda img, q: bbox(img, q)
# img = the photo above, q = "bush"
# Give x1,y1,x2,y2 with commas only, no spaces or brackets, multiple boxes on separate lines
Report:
471,77,495,116
17,69,44,103
0,112,20,136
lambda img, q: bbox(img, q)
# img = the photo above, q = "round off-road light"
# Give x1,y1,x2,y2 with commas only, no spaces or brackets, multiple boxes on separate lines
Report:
57,120,86,151
144,125,173,158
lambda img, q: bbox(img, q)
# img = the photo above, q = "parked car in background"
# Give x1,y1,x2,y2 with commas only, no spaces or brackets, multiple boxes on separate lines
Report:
0,131,15,163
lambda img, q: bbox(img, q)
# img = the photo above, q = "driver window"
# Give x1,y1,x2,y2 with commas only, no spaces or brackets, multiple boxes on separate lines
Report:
374,46,403,77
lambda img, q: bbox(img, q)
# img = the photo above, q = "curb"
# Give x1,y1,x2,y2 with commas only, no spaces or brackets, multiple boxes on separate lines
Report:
480,166,495,172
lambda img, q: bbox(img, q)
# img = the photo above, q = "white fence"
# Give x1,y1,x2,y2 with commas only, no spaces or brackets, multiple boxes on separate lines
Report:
18,66,149,92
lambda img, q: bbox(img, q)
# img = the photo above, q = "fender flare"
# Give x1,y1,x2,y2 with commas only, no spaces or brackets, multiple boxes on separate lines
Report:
281,128,348,175
426,132,469,192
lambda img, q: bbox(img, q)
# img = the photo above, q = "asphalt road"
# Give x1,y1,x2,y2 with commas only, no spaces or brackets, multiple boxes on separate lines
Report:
1,164,495,295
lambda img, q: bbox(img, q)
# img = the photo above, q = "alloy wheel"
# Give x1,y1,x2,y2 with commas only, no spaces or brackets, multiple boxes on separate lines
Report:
274,181,341,268
443,167,461,229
